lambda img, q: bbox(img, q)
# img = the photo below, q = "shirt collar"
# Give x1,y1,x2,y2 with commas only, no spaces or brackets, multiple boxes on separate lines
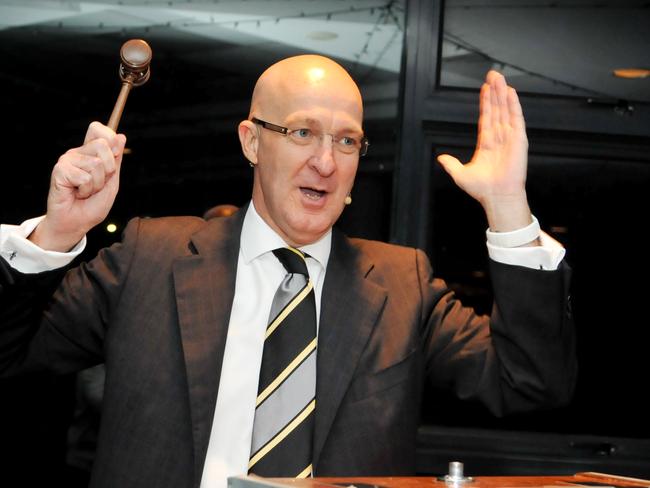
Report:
240,201,331,270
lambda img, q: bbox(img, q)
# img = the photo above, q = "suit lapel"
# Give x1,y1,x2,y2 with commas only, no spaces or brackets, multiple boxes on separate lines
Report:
172,213,387,479
172,209,244,487
313,230,387,469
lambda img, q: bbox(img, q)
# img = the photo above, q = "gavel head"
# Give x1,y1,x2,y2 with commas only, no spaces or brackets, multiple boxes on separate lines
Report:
119,39,152,87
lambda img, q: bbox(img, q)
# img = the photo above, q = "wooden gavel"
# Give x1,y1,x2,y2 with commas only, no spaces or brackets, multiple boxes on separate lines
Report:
107,39,152,131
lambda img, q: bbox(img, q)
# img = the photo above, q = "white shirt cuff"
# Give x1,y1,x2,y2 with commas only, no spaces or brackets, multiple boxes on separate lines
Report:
487,231,565,271
0,216,86,274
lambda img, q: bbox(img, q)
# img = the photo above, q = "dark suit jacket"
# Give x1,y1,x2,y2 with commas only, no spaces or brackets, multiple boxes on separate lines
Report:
0,208,576,488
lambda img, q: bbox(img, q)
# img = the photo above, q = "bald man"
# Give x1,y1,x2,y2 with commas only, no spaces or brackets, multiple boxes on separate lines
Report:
0,55,575,488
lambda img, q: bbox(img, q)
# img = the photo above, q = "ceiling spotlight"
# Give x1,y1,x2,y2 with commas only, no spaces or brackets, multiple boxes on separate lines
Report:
613,68,650,79
106,223,118,233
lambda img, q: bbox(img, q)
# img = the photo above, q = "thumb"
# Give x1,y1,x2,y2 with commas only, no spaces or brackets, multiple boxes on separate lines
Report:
114,133,127,157
113,133,127,171
436,154,463,181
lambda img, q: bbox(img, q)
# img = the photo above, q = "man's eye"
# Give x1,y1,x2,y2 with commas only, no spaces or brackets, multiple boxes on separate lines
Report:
294,128,311,138
339,136,356,146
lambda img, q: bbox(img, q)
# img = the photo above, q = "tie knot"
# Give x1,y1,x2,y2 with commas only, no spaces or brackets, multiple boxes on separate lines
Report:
273,247,309,277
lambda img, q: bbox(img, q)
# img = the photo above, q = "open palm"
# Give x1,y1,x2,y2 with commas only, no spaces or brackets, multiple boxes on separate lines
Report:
437,71,528,208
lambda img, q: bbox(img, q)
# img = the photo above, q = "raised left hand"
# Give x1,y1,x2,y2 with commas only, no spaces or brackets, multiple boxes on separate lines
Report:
437,70,531,231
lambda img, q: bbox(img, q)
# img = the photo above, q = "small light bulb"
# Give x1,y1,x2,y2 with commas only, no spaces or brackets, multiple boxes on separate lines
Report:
613,68,650,79
106,223,118,233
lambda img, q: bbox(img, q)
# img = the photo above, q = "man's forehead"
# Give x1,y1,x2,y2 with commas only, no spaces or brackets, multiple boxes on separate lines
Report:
252,57,363,124
269,84,363,123
283,108,363,133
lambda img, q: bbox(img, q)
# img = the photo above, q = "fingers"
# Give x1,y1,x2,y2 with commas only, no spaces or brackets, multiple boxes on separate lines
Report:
84,121,123,151
507,86,525,132
84,120,126,165
484,70,525,137
77,138,118,174
493,71,510,129
477,82,492,149
52,155,100,199
53,151,104,199
486,71,505,142
53,121,127,200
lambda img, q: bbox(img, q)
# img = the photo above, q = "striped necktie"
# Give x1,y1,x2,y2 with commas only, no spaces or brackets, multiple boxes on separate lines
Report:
248,247,317,478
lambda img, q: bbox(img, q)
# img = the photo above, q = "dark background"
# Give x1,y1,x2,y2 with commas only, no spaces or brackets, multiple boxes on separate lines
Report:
1,0,649,484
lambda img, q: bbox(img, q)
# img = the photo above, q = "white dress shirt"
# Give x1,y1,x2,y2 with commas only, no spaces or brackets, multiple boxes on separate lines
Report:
198,204,330,488
0,204,565,488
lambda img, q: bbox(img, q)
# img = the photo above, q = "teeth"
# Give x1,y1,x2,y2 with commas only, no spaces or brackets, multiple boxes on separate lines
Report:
301,188,324,199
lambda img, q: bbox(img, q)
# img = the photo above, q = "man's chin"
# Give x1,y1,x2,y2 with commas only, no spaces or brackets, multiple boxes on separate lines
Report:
285,217,334,246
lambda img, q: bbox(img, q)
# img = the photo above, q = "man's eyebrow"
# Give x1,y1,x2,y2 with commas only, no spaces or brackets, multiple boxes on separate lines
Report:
284,116,321,127
285,116,363,135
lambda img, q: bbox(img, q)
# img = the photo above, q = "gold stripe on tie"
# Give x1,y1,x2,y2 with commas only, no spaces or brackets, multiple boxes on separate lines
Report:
297,464,312,478
256,338,317,407
265,280,314,339
248,399,316,469
285,246,306,259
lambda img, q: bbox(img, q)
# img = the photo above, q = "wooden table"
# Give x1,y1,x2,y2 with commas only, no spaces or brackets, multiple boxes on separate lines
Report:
229,473,650,488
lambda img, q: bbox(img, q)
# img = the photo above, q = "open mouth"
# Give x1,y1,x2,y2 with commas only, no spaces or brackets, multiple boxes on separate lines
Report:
300,187,327,200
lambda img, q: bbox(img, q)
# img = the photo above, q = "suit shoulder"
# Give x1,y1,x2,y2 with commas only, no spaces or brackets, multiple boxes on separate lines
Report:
125,215,206,239
347,236,425,267
119,216,209,253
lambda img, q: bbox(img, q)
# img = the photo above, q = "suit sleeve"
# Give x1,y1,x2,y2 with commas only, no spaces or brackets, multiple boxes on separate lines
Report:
0,218,141,378
419,249,576,416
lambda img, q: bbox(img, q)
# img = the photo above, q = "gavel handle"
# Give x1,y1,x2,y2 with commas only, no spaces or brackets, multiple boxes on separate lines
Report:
107,80,133,131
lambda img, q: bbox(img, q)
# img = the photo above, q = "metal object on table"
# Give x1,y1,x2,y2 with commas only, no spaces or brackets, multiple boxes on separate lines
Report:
438,461,474,485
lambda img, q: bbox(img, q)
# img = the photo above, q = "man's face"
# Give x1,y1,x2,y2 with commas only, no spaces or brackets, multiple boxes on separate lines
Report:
251,97,363,247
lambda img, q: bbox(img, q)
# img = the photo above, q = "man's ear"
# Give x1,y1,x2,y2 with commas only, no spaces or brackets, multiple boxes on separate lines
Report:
238,120,259,166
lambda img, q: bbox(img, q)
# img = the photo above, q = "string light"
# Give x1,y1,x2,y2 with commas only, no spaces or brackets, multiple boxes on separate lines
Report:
442,32,610,98
352,1,403,75
18,1,404,77
44,4,396,32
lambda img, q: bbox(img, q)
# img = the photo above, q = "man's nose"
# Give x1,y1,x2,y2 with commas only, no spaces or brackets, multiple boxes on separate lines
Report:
310,134,336,176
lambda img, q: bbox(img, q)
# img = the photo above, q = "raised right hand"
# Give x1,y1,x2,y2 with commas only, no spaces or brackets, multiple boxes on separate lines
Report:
30,121,127,252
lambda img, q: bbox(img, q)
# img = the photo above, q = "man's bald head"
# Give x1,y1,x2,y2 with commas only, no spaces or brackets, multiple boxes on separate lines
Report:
249,54,363,124
238,54,365,247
